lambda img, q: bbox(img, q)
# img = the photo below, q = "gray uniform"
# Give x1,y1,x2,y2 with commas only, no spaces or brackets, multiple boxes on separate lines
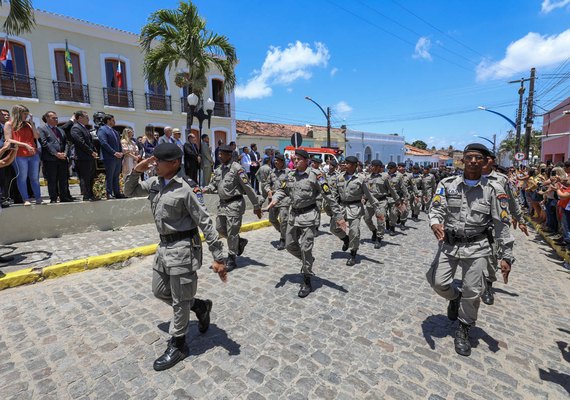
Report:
124,171,224,337
388,171,409,226
421,173,437,210
265,167,291,241
330,171,382,251
272,169,342,277
203,161,261,257
256,163,272,200
364,172,400,238
426,176,514,326
409,172,423,217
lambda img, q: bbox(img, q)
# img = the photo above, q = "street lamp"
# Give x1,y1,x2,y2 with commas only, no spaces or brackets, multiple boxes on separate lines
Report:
187,93,215,136
477,106,516,129
305,96,331,148
473,134,496,154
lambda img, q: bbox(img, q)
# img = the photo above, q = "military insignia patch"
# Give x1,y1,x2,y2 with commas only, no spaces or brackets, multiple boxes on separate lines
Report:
436,187,445,195
238,169,249,184
432,194,441,207
497,193,509,209
447,188,458,195
281,181,287,189
322,183,330,193
500,209,509,223
193,186,205,205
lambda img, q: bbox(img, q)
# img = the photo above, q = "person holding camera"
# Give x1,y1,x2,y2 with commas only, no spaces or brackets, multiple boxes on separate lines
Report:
4,104,43,206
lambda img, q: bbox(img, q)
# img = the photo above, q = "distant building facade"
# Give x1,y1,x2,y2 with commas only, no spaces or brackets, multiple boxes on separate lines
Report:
345,129,405,164
541,97,570,163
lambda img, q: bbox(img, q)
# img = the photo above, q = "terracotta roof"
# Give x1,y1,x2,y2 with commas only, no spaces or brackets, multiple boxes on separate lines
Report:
237,120,311,138
405,145,437,156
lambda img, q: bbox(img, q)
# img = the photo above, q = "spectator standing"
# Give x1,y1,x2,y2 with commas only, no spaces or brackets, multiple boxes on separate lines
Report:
172,128,184,164
201,134,214,185
4,104,43,205
229,141,239,163
120,128,139,179
158,126,174,144
97,114,124,199
240,146,252,182
0,108,12,207
214,139,223,168
183,133,201,182
71,111,98,201
39,111,73,203
249,143,261,193
142,124,157,159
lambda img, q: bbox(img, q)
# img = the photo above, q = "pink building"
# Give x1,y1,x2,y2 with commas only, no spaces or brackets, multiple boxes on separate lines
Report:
542,97,570,163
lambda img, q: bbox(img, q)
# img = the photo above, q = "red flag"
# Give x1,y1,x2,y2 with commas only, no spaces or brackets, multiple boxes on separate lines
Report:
115,62,123,88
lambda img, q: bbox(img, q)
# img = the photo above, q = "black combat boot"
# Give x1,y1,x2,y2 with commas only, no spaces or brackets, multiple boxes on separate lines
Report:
153,335,186,371
374,236,382,249
346,250,357,266
237,237,248,256
226,255,237,272
481,281,494,305
400,220,407,230
371,230,377,242
341,236,350,251
298,275,312,298
454,322,472,356
447,292,462,321
191,299,212,333
277,239,286,251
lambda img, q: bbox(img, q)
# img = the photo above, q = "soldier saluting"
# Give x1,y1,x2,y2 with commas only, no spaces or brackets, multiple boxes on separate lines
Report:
124,143,227,371
426,143,514,357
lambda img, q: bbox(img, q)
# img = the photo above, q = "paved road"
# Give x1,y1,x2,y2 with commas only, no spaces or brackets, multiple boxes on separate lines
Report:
1,215,569,399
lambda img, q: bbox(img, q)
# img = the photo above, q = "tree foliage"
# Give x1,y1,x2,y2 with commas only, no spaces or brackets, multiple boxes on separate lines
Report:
1,0,36,35
498,129,542,163
411,140,427,150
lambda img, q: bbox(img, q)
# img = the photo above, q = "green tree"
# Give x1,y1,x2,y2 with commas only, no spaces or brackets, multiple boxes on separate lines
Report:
498,129,542,163
140,1,237,132
411,140,427,149
1,0,36,35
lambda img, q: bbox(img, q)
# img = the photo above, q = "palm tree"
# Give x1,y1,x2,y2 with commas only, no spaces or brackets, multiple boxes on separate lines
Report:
140,1,237,132
1,0,36,35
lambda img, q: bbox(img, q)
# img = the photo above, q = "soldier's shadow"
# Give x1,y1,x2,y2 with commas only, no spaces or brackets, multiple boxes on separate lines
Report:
234,256,268,269
329,251,381,265
275,273,348,294
0,247,53,266
492,287,519,297
421,314,500,353
157,322,241,356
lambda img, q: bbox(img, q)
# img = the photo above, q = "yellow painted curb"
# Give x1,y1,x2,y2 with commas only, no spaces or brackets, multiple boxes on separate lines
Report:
524,215,570,264
0,219,272,290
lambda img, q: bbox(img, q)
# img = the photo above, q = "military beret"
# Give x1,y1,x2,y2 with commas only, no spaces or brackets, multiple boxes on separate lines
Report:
412,164,420,169
345,156,358,164
387,161,397,169
275,153,285,161
488,152,497,159
311,156,322,164
218,144,234,153
371,159,383,167
463,143,490,156
397,162,406,167
153,143,182,161
295,149,309,159
329,159,338,167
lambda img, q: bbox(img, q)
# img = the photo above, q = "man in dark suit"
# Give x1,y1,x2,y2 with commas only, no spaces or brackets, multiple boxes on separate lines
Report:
39,111,73,203
96,114,124,199
183,132,201,181
249,143,261,193
70,110,98,201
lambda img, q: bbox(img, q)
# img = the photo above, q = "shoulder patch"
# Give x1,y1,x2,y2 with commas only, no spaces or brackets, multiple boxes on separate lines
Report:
238,169,250,184
432,195,442,207
500,209,510,223
497,193,509,209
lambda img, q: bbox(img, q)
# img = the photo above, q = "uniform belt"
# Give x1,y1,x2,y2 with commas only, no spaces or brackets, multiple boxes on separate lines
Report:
159,228,198,244
447,232,488,244
375,195,387,201
341,199,362,205
291,203,317,214
220,195,243,203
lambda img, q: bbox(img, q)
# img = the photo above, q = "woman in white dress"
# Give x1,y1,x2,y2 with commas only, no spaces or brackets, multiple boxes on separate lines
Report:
121,128,140,179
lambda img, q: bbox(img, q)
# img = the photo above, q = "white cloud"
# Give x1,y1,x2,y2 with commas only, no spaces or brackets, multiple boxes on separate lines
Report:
286,88,293,93
334,101,353,118
330,67,339,77
476,29,570,80
412,37,432,61
541,0,570,13
236,41,330,99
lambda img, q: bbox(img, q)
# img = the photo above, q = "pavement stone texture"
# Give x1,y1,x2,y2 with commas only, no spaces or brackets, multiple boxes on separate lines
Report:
1,214,570,399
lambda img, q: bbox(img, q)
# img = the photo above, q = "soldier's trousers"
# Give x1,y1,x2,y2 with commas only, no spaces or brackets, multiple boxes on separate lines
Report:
426,251,487,326
285,224,316,276
216,214,242,257
152,263,198,337
483,241,500,283
388,202,408,226
268,206,289,240
422,195,431,211
330,217,361,251
364,201,388,238
410,197,421,216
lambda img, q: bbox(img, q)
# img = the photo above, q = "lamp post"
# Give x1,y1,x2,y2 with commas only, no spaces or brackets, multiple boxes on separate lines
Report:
305,96,331,148
474,134,496,154
477,106,517,130
187,93,215,136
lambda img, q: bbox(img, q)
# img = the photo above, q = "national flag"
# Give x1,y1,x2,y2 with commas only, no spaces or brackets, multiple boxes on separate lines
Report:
65,40,73,75
0,38,13,74
115,61,123,89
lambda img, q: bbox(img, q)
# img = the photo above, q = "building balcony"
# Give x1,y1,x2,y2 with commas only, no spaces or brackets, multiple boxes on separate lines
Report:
0,73,37,99
145,93,171,112
181,98,231,117
103,87,134,108
53,81,90,104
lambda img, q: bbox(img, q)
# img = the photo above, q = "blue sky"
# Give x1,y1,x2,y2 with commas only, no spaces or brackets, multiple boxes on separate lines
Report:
33,0,570,149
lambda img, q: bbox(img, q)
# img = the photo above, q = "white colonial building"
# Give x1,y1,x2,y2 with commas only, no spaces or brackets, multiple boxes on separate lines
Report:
345,129,405,164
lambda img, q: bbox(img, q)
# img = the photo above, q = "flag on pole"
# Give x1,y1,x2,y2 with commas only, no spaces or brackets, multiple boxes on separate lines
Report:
115,59,123,89
65,40,73,75
0,38,13,74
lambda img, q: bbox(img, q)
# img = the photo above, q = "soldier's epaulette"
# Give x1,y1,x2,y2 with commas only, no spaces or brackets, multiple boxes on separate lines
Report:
440,176,458,185
182,176,206,204
181,175,199,188
487,179,506,195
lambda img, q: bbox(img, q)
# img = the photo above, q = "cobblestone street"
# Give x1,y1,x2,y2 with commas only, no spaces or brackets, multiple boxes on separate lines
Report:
1,214,569,399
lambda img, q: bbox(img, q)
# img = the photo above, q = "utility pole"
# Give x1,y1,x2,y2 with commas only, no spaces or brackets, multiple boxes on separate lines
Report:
509,76,531,154
326,106,331,148
523,67,536,162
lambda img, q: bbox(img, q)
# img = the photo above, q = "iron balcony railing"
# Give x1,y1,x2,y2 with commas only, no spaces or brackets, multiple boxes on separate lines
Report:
53,81,90,103
103,87,134,108
145,93,171,111
0,72,38,98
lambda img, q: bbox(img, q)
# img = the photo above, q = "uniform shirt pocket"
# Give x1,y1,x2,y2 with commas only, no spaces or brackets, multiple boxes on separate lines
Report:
164,241,192,268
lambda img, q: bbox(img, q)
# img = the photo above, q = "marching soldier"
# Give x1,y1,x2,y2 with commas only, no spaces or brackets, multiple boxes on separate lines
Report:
330,156,383,265
202,145,262,271
427,143,514,357
255,156,272,199
421,166,437,211
265,153,290,250
363,160,400,248
323,159,339,217
397,162,415,227
267,149,346,297
124,143,227,371
386,161,409,235
409,164,423,220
